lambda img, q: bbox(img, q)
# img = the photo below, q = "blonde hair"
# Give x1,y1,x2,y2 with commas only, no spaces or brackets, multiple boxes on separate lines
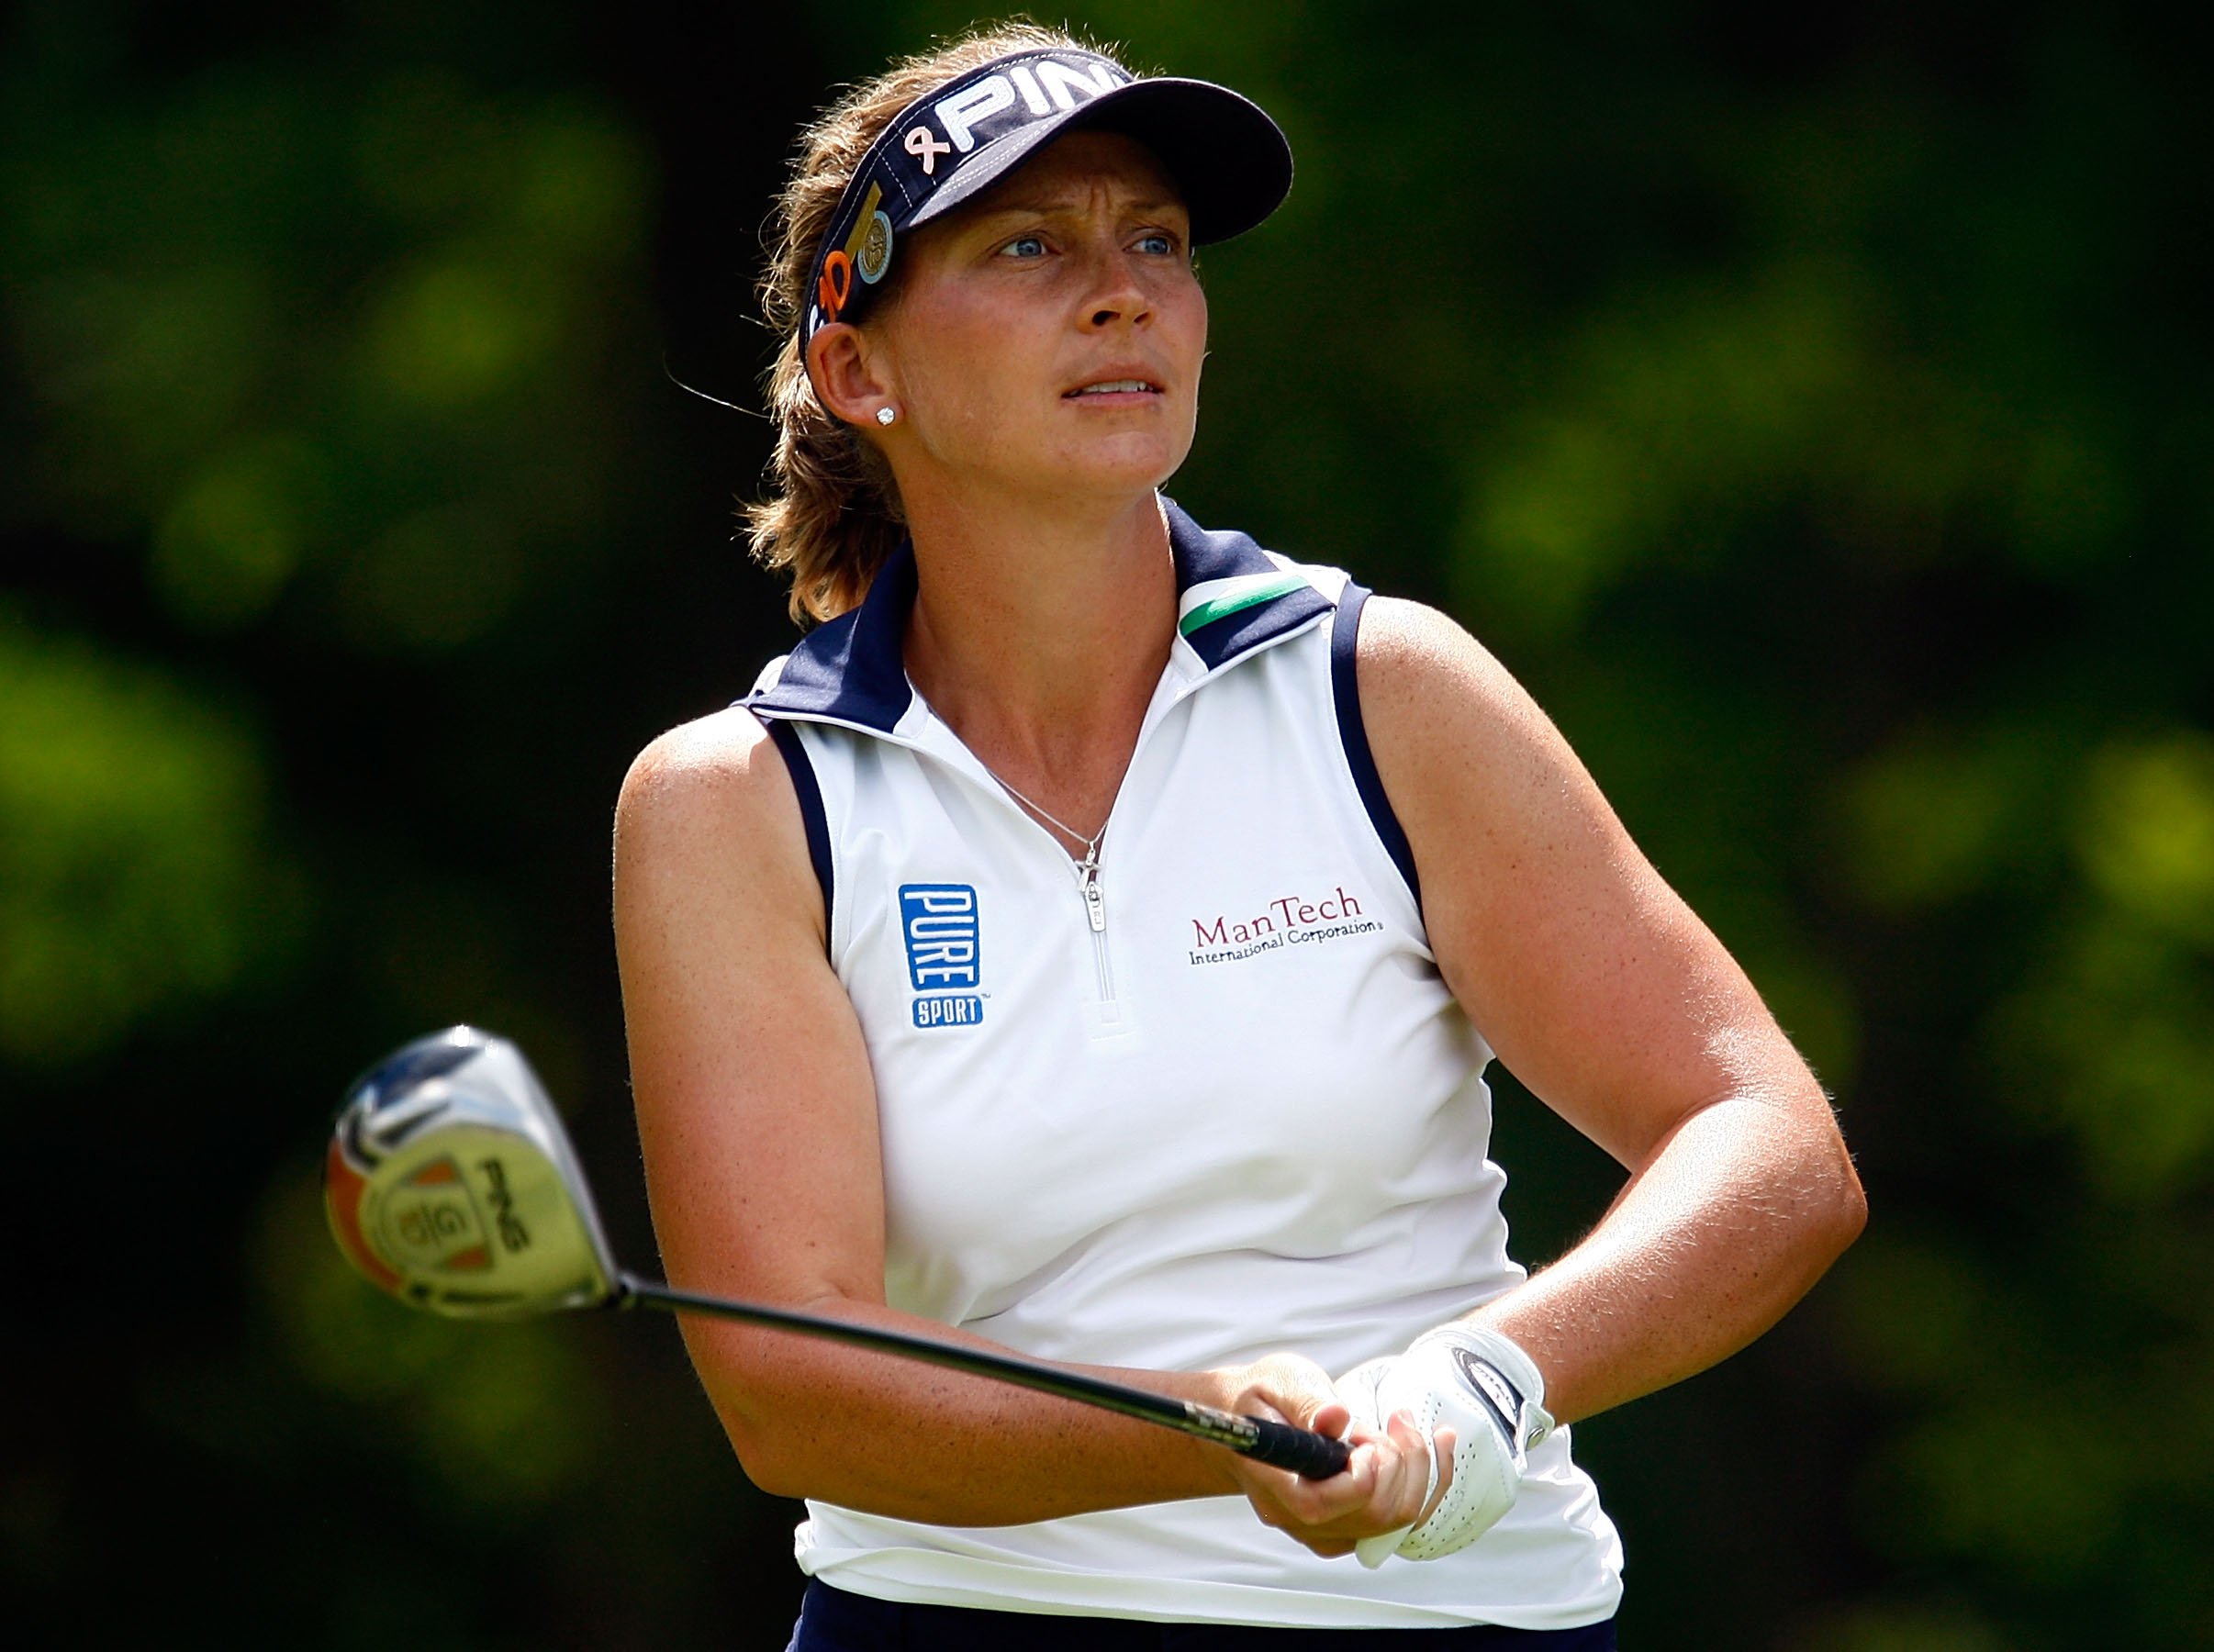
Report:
745,22,1125,623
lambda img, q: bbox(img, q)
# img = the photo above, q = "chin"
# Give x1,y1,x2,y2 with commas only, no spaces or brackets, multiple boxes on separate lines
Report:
1043,429,1188,486
1032,452,1180,501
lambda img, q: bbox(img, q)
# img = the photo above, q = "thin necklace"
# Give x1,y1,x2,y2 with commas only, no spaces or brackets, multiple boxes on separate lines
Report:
984,765,1106,867
910,683,1107,866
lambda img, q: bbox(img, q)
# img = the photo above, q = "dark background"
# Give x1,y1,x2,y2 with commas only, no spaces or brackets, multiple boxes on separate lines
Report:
5,3,2211,1647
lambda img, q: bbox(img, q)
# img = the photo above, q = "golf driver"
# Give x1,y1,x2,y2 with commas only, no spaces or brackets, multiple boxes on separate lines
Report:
324,1025,1353,1480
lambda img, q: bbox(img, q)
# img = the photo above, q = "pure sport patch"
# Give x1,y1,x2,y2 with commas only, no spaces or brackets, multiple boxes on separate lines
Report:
900,883,984,1029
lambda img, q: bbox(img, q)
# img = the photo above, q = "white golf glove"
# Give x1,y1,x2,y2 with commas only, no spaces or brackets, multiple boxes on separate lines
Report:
1336,1323,1553,1568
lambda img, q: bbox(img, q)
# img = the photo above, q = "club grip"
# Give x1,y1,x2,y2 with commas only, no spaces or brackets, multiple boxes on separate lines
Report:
1241,1416,1353,1479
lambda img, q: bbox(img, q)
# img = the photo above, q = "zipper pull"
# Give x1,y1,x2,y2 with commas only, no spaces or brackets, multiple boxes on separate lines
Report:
1079,858,1107,933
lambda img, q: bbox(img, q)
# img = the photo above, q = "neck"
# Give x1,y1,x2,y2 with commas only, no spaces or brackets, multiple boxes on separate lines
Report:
900,486,1177,843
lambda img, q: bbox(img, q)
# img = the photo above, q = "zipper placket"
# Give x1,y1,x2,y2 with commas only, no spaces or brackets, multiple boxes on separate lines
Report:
914,675,1210,1024
934,757,1124,1015
1075,843,1114,1006
947,753,1124,1017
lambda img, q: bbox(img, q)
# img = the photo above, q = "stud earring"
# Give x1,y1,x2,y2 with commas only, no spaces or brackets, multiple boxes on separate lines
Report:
875,406,897,426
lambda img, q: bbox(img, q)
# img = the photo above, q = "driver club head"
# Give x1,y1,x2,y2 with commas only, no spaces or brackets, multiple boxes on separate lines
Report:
324,1026,620,1319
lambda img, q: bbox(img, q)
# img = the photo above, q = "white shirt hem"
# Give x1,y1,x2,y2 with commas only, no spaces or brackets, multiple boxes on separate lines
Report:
796,1535,1623,1632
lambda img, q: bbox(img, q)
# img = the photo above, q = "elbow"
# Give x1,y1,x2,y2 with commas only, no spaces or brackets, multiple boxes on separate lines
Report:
1831,1107,1869,1233
1836,1165,1869,1251
739,1444,812,1502
686,1299,882,1502
1813,1144,1868,1268
699,1356,827,1500
718,1406,815,1501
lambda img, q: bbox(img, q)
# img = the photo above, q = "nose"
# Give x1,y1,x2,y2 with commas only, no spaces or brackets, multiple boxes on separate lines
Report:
1077,238,1151,332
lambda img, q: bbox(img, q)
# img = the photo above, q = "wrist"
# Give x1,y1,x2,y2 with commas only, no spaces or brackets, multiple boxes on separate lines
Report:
1176,1359,1251,1417
1359,1323,1548,1565
1173,1362,1269,1491
1406,1323,1553,1453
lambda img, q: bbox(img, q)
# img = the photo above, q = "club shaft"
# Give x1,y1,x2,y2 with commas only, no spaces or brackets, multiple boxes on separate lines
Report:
618,1274,1351,1479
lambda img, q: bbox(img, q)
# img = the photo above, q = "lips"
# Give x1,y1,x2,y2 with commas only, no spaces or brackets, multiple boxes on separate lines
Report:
1065,376,1163,397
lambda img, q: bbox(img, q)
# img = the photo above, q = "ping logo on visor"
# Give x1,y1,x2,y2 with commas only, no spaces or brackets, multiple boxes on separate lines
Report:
900,883,984,1029
805,50,1133,346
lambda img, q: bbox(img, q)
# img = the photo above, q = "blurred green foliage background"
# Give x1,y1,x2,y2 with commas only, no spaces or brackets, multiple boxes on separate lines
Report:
3,2,2209,1647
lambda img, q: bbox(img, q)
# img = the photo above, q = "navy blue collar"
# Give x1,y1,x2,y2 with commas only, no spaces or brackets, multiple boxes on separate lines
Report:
745,499,1334,734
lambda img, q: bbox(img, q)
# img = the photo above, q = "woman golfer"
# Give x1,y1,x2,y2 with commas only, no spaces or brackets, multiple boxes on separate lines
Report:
614,23,1864,1649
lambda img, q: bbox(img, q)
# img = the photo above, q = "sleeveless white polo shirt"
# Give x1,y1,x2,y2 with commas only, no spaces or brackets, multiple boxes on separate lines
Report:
744,500,1622,1630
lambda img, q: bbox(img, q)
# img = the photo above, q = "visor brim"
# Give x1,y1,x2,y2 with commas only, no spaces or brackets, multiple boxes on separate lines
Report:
903,76,1292,246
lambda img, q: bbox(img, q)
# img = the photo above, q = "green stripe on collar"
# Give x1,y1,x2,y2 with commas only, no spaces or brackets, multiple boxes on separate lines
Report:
1177,571,1314,636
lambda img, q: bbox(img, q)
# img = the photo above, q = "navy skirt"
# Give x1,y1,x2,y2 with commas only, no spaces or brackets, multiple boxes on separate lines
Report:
788,1580,1617,1650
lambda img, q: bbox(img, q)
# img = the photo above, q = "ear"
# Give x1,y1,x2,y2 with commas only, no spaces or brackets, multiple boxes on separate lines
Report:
806,323,894,430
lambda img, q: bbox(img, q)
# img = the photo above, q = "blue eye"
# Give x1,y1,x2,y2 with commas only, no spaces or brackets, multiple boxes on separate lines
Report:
1135,232,1176,256
1001,235,1046,259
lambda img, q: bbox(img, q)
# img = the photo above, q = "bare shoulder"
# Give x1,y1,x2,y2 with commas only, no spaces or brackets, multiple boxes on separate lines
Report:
614,707,820,932
1353,596,1585,808
617,707,805,856
1355,596,1538,727
620,706,786,828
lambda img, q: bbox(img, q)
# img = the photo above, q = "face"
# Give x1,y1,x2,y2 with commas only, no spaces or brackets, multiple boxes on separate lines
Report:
811,130,1206,511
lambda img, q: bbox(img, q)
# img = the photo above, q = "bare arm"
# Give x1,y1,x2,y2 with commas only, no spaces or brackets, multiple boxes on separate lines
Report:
1358,598,1865,1423
615,709,1437,1541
